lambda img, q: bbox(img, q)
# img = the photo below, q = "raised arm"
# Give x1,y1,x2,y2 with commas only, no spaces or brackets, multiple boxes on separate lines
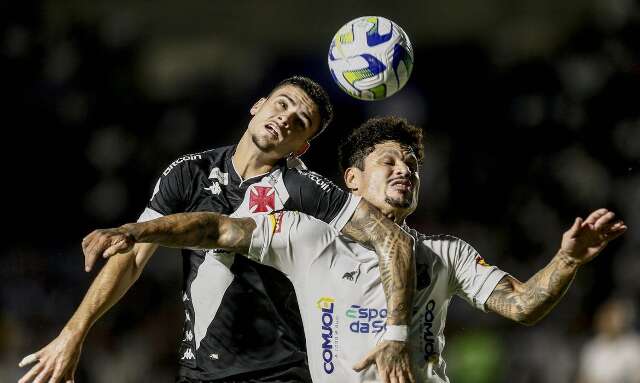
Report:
18,242,157,383
486,209,627,325
82,212,257,270
342,199,416,383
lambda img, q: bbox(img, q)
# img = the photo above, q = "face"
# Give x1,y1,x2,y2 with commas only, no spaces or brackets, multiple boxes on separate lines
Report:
346,141,420,221
247,84,321,159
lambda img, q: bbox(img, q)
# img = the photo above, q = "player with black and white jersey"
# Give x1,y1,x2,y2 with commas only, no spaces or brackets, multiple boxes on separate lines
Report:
19,78,417,383
82,116,627,382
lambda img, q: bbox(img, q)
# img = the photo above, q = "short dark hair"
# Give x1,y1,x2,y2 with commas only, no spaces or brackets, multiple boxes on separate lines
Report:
338,116,425,173
271,76,334,139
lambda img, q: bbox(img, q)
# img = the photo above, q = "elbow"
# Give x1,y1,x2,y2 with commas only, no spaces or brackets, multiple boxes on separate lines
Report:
514,309,545,327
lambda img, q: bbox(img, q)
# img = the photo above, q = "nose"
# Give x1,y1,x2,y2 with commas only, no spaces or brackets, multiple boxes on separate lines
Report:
276,112,295,128
395,162,412,177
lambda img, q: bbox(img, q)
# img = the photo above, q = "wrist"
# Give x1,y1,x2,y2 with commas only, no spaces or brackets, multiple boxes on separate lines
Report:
556,250,582,269
382,324,409,342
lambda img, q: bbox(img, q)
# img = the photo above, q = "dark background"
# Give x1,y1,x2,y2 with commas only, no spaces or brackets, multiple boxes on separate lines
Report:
2,1,639,382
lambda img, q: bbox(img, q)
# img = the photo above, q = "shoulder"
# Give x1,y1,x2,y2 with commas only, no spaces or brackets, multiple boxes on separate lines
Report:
160,147,230,177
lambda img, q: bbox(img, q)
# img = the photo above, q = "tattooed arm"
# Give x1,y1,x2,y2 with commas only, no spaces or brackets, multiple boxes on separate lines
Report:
82,212,256,269
486,209,627,325
341,199,415,325
342,199,417,383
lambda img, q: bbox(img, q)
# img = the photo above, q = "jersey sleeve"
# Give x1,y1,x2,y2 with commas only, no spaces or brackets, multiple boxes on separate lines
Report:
248,211,338,281
280,168,360,231
138,156,195,222
444,237,507,311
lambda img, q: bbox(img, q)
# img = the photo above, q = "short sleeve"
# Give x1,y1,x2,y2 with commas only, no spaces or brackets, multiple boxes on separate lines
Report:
448,238,508,311
249,211,339,280
138,156,196,221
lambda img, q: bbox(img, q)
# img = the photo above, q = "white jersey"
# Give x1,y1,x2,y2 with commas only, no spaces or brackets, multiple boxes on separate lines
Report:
249,209,508,383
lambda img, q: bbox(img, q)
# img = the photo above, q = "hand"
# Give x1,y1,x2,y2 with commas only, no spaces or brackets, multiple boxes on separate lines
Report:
82,227,135,272
18,329,83,383
353,340,416,383
560,208,627,266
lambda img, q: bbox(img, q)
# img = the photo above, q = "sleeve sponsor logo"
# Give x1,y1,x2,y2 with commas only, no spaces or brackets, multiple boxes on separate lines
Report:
249,186,276,213
475,255,491,267
162,154,202,177
316,297,337,374
301,170,333,192
346,305,387,334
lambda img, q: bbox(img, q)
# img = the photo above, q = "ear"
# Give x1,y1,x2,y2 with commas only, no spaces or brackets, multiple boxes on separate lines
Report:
250,98,267,116
344,167,361,191
292,142,310,157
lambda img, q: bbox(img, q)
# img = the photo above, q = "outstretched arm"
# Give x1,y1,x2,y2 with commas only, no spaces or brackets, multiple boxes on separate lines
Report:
18,242,157,383
82,212,256,270
486,208,627,325
341,199,416,383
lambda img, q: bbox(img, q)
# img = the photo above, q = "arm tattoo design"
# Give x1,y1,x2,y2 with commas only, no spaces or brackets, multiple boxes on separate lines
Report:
486,253,579,325
341,200,415,324
125,212,256,254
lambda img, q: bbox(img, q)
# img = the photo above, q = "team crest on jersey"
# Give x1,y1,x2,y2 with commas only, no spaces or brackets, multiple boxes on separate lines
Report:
249,186,276,213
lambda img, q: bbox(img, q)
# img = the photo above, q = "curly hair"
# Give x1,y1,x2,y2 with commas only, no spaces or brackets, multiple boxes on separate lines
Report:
338,116,424,173
271,76,334,139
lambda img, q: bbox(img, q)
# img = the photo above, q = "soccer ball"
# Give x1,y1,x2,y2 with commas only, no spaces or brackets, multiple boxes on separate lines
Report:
328,16,414,101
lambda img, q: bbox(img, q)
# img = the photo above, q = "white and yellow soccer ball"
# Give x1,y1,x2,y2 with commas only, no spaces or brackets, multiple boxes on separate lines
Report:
328,16,414,101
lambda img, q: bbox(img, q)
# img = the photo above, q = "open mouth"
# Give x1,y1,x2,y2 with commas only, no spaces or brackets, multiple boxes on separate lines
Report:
264,123,280,139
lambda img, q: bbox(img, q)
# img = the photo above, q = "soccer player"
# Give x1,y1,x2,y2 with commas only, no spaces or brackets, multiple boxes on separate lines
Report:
18,78,416,383
81,116,627,382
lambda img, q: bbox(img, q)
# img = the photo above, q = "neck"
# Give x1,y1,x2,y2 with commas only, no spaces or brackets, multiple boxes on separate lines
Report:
383,210,408,225
233,133,279,179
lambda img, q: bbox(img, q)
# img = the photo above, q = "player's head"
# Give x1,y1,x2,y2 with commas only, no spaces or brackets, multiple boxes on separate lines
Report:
339,116,424,222
247,76,333,159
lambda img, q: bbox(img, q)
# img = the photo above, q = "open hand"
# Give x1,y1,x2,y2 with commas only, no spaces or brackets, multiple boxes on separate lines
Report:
560,208,627,265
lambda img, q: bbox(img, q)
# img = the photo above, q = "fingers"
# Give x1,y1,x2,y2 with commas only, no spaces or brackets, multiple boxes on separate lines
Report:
103,240,130,258
34,366,53,383
594,211,616,231
353,350,376,372
567,217,583,237
583,208,609,227
19,361,44,383
19,353,39,368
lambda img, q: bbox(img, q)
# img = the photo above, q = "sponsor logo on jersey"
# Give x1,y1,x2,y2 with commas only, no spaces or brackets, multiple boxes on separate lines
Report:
422,299,439,362
475,255,491,267
317,297,337,374
249,186,276,213
346,305,387,334
181,348,195,360
302,171,333,192
162,154,202,176
268,212,284,234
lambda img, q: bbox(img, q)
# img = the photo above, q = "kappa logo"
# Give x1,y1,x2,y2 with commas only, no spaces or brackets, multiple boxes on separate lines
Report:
249,186,275,213
342,270,359,281
183,330,193,342
204,167,228,195
181,348,195,360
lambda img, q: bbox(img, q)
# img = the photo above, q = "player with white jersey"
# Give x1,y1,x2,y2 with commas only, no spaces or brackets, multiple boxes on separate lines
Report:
82,116,627,382
246,210,506,382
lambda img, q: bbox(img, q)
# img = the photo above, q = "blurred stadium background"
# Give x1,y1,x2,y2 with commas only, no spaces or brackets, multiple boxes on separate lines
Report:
2,0,639,382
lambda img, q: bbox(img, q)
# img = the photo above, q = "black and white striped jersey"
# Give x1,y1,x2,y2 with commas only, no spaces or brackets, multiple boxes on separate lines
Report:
138,145,359,381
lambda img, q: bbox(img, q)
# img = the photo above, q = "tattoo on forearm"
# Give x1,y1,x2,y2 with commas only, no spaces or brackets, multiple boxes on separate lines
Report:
129,213,255,254
342,200,415,324
486,254,578,325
